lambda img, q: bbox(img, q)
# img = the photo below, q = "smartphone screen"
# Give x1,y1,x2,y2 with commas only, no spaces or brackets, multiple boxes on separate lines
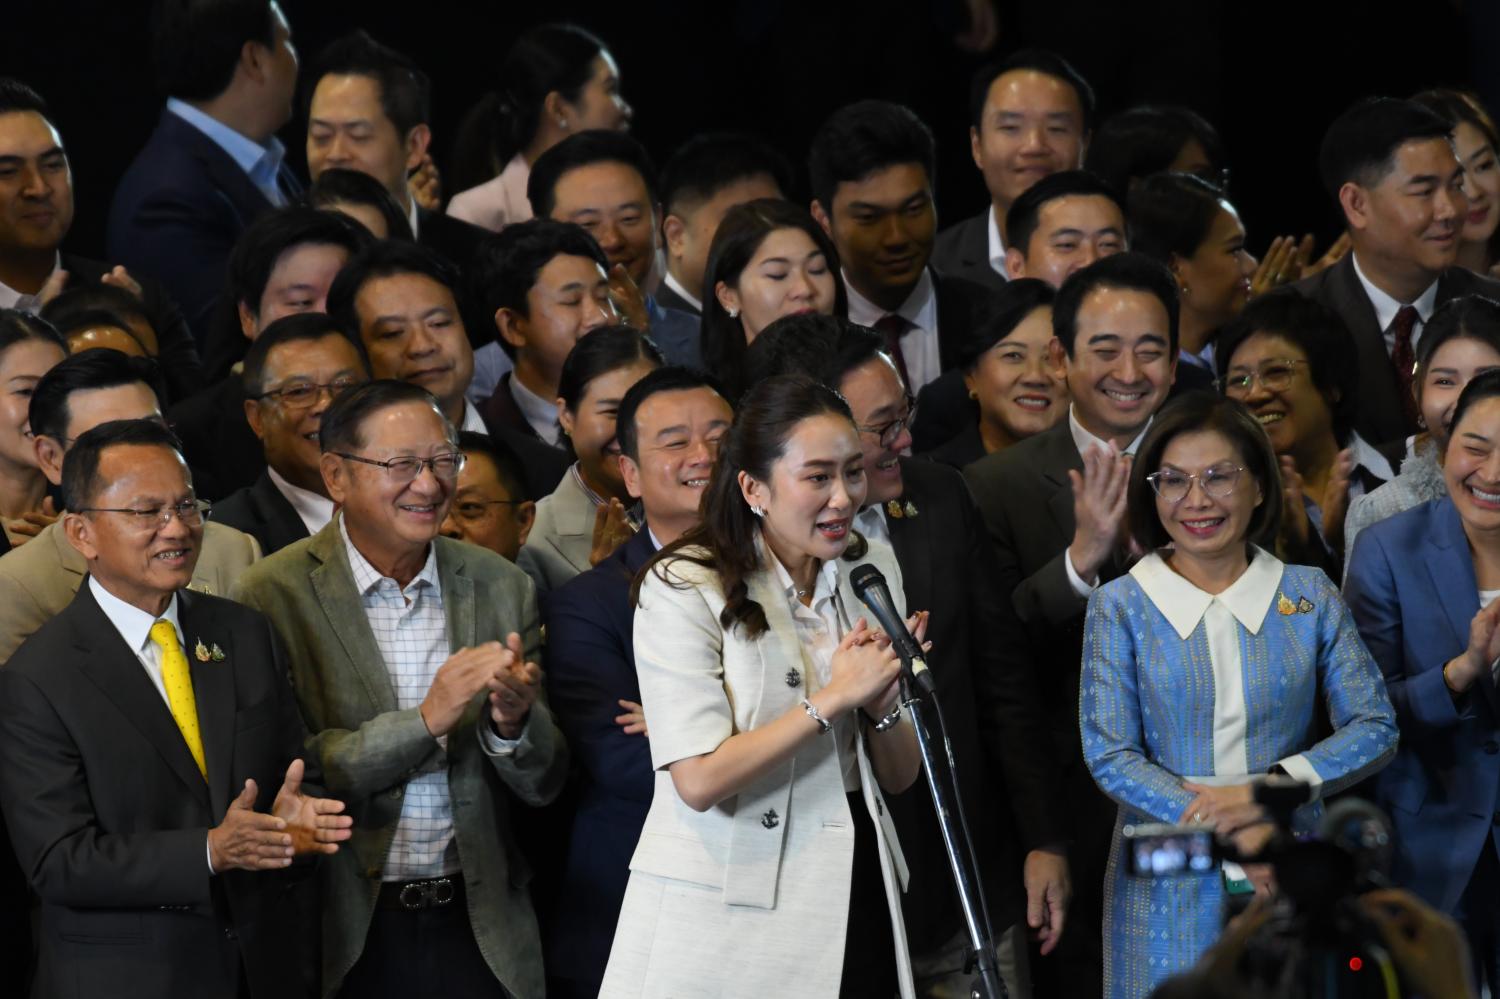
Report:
1122,823,1218,878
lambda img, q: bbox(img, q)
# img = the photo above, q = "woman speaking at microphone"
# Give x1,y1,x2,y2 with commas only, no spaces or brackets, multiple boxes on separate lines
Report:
600,373,926,998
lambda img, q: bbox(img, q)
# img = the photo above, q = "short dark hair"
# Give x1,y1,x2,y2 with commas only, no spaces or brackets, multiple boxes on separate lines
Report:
701,199,848,397
61,418,188,514
326,240,463,341
527,129,658,220
1006,169,1123,258
1318,97,1453,206
1053,252,1179,357
242,312,370,397
557,325,663,411
807,100,935,213
318,379,452,455
39,284,153,336
30,349,164,443
0,78,50,118
1127,392,1282,551
968,48,1096,132
456,429,527,500
1450,367,1500,438
468,219,609,359
616,365,728,462
0,309,66,358
1127,172,1230,264
150,0,276,101
229,206,374,318
1084,105,1226,196
744,313,885,390
659,132,793,219
1416,295,1500,377
309,30,431,136
305,168,414,241
1215,291,1360,444
955,278,1056,370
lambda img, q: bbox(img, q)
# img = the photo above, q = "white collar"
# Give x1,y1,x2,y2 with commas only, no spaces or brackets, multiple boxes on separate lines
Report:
266,466,335,536
844,267,938,332
1129,547,1285,640
662,269,702,312
1347,430,1396,483
88,575,184,656
764,534,841,603
1350,251,1440,331
854,502,890,547
1068,405,1151,458
508,375,561,443
406,195,420,241
986,204,1009,278
0,252,62,312
460,399,488,435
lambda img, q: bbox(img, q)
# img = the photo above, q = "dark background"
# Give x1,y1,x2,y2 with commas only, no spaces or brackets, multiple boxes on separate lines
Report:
5,0,1491,261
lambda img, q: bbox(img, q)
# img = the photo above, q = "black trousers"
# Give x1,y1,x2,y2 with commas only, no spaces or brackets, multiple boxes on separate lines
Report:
841,791,899,998
1455,838,1500,995
337,878,507,999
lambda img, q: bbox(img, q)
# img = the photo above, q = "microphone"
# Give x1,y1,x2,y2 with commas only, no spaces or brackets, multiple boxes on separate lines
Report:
849,564,935,696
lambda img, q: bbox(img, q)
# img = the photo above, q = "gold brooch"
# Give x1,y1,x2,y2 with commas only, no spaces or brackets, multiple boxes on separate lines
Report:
885,499,919,519
1296,597,1314,614
1276,594,1297,616
194,639,211,662
210,643,226,662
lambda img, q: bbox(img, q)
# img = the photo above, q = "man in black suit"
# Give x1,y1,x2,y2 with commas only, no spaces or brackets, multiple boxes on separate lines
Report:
963,253,1179,997
658,133,790,316
1295,96,1500,446
540,366,732,998
747,314,1070,999
304,31,488,285
932,51,1094,294
108,0,302,343
212,314,370,554
0,78,204,402
809,100,1001,397
0,418,351,999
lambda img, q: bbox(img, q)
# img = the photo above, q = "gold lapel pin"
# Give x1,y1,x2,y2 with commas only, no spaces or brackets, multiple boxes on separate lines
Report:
194,639,211,662
1276,594,1297,616
904,500,919,518
210,643,226,662
1297,597,1314,614
885,499,905,519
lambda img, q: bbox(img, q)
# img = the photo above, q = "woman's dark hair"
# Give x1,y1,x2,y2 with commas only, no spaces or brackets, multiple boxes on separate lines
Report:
1412,88,1500,262
0,309,67,360
700,199,848,399
306,168,413,241
1414,295,1500,393
956,278,1055,370
1215,291,1360,445
447,24,607,196
556,325,664,412
1085,105,1227,196
1127,392,1283,552
1450,368,1500,439
745,313,884,390
1127,172,1232,265
632,374,857,638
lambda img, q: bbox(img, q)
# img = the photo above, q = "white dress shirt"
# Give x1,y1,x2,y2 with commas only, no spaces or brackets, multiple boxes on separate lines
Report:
467,342,514,404
461,398,489,435
845,268,942,391
1064,406,1152,597
266,467,335,537
166,98,287,208
1351,252,1439,356
0,252,61,313
854,503,892,550
507,375,561,444
986,204,1009,280
662,270,703,312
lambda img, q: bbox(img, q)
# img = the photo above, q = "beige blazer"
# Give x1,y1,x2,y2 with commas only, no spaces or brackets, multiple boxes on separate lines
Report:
518,467,596,593
0,519,261,664
600,537,915,999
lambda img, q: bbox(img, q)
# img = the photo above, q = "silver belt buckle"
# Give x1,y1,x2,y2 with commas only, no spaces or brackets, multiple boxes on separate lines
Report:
398,876,455,910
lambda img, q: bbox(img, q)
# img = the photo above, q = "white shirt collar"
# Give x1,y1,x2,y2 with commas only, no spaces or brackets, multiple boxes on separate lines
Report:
662,270,702,312
508,375,560,443
338,512,441,598
406,195,421,241
986,204,1009,279
460,399,488,435
265,466,335,537
1348,430,1396,484
88,575,184,656
1068,405,1151,457
854,503,891,549
1129,547,1285,640
1350,251,1440,332
767,540,842,605
0,252,62,312
844,267,938,333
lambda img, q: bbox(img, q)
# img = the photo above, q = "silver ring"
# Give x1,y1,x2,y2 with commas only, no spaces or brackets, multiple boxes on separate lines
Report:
1194,811,1205,823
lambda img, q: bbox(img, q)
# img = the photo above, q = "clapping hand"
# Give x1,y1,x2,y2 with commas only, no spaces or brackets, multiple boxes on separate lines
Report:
271,758,353,857
1067,444,1131,585
485,632,542,739
606,264,650,330
590,498,634,566
4,496,58,545
409,153,443,212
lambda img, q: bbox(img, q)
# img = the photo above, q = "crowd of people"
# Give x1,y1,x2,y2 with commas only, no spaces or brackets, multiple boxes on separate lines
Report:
0,1,1496,998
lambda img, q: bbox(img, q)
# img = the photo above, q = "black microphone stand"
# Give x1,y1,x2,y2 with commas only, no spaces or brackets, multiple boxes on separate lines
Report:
897,655,1008,999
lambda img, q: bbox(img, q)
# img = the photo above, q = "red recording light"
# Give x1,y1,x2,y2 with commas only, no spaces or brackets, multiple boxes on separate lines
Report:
1348,957,1364,972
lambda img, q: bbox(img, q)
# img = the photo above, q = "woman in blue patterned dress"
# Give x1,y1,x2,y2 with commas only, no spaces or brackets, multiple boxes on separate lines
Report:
1079,392,1398,999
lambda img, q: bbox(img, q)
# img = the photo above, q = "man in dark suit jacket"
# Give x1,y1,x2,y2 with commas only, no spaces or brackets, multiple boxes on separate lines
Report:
932,51,1094,294
539,366,732,998
108,1,302,343
0,419,351,999
1295,96,1500,446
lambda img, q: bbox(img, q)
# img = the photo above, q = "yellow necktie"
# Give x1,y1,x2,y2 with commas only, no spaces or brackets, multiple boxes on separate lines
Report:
149,620,207,780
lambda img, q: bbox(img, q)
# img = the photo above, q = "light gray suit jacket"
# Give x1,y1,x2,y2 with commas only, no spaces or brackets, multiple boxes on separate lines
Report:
518,467,595,594
232,518,568,999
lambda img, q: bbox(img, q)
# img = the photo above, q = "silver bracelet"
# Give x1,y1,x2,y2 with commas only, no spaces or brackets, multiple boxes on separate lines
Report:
872,705,903,732
801,697,832,735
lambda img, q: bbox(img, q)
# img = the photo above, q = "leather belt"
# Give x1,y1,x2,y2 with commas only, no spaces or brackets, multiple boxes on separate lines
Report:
376,873,465,912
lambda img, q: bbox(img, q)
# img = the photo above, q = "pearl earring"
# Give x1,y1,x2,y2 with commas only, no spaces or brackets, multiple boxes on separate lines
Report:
557,117,568,129
749,505,765,518
727,307,739,319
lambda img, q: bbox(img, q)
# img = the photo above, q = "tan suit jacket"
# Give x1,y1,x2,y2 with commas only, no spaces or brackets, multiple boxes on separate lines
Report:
0,519,261,664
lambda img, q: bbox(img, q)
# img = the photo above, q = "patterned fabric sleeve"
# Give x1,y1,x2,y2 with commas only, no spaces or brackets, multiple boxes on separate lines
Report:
1080,585,1195,824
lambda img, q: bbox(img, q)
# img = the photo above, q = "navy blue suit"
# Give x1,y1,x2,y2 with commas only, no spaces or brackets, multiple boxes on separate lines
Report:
540,527,656,998
646,296,702,370
1345,495,1500,979
107,110,300,342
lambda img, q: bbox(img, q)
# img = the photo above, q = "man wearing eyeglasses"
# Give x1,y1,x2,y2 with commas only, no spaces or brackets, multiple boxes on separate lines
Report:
0,418,353,999
440,431,535,564
233,379,566,999
211,313,370,555
0,349,261,664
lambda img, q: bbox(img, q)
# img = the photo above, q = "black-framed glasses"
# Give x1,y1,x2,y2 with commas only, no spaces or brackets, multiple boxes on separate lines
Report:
1220,359,1309,396
451,498,525,522
75,498,210,531
334,450,466,483
252,376,364,409
1145,465,1245,503
854,393,918,449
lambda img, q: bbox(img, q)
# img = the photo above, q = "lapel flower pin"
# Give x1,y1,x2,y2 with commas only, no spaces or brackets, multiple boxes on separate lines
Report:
1296,597,1314,614
194,638,211,662
885,499,920,519
210,643,226,662
1276,594,1297,616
